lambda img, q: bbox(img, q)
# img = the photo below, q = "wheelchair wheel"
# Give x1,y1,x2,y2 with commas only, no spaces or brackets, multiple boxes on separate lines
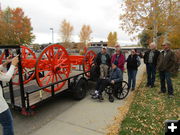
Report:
116,81,129,100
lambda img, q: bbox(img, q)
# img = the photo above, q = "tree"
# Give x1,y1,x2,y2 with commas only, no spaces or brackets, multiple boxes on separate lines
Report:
59,19,73,48
119,0,179,47
79,24,92,46
0,7,35,45
107,32,118,47
138,30,151,48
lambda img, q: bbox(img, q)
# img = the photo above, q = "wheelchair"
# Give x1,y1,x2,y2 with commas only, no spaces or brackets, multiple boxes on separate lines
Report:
105,81,129,102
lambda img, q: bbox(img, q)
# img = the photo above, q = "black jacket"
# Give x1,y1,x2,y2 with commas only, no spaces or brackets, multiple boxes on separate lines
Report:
95,52,111,67
126,54,140,70
143,50,160,66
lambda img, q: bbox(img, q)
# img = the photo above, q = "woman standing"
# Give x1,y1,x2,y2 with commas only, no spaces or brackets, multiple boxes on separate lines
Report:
126,49,141,91
0,55,19,135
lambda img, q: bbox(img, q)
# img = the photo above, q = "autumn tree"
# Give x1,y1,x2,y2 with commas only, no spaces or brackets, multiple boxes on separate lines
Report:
79,24,92,47
119,0,179,48
138,30,151,48
59,19,73,48
0,7,35,45
107,32,117,47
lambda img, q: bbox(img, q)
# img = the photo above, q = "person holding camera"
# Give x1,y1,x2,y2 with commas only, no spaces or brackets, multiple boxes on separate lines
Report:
0,55,19,135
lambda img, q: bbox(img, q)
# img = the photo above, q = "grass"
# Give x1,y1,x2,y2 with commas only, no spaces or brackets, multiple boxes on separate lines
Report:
119,72,180,135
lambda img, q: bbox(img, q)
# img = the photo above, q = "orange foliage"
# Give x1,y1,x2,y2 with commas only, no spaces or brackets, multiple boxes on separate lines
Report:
0,7,35,45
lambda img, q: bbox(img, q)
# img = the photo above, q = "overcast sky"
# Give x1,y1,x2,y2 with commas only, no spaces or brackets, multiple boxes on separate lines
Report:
1,0,137,45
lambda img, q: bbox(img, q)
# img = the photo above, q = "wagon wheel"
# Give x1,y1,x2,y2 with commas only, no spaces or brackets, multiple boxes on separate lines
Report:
82,50,96,77
0,47,36,85
12,46,36,85
35,44,71,93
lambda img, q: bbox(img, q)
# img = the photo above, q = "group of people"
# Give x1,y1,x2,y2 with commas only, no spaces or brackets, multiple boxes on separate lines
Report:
92,40,177,101
91,44,141,101
144,41,176,98
0,41,177,135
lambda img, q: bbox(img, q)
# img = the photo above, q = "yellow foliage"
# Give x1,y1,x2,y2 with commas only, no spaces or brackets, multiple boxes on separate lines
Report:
79,24,92,46
107,32,118,47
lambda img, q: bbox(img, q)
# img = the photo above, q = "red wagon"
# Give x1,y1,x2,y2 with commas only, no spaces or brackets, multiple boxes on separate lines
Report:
0,44,96,115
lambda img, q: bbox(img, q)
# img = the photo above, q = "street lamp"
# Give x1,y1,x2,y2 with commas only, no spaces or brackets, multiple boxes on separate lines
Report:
50,28,54,43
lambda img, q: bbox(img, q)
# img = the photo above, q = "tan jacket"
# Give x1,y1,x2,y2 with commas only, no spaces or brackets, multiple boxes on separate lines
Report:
157,49,176,72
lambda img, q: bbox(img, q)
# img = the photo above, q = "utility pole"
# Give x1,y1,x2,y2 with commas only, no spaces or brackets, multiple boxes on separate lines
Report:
50,28,54,43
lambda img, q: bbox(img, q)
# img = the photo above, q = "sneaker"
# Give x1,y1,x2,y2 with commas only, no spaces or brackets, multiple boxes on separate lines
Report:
131,88,135,91
90,90,98,96
158,91,166,94
109,95,114,102
92,94,99,99
168,95,174,98
98,95,104,101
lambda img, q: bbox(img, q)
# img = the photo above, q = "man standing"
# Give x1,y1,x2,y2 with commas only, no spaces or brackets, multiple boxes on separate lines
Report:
94,47,111,79
144,42,160,87
157,41,176,98
126,49,141,91
111,44,125,73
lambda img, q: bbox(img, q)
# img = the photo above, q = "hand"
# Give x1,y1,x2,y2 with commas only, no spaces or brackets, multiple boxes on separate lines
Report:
111,80,115,84
2,55,12,67
11,55,19,66
6,55,13,63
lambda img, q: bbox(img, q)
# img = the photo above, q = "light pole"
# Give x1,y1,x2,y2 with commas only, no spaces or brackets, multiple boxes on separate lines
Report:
50,28,54,43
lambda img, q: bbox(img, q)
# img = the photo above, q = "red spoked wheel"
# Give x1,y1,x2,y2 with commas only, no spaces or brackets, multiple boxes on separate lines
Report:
12,46,36,85
83,50,96,77
35,44,71,93
0,52,6,64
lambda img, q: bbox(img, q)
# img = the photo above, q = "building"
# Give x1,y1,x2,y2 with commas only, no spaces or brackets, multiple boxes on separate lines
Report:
90,41,107,47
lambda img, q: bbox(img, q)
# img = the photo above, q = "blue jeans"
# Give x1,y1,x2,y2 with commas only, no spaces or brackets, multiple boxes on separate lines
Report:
127,69,137,89
159,71,174,95
146,63,156,86
0,109,14,135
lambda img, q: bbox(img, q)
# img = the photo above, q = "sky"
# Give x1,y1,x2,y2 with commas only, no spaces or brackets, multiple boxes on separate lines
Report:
1,0,138,45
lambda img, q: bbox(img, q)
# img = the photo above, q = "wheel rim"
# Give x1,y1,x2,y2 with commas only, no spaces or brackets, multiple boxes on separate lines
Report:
12,46,36,85
83,50,96,77
35,44,70,92
116,81,129,99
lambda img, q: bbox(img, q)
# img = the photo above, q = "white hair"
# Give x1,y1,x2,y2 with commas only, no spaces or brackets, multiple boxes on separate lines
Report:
163,40,171,46
150,42,157,47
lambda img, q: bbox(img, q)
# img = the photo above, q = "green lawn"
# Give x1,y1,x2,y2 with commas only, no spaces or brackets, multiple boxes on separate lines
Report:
119,72,180,135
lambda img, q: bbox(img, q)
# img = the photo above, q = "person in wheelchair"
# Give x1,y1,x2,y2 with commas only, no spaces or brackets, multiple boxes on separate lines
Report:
92,61,123,101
